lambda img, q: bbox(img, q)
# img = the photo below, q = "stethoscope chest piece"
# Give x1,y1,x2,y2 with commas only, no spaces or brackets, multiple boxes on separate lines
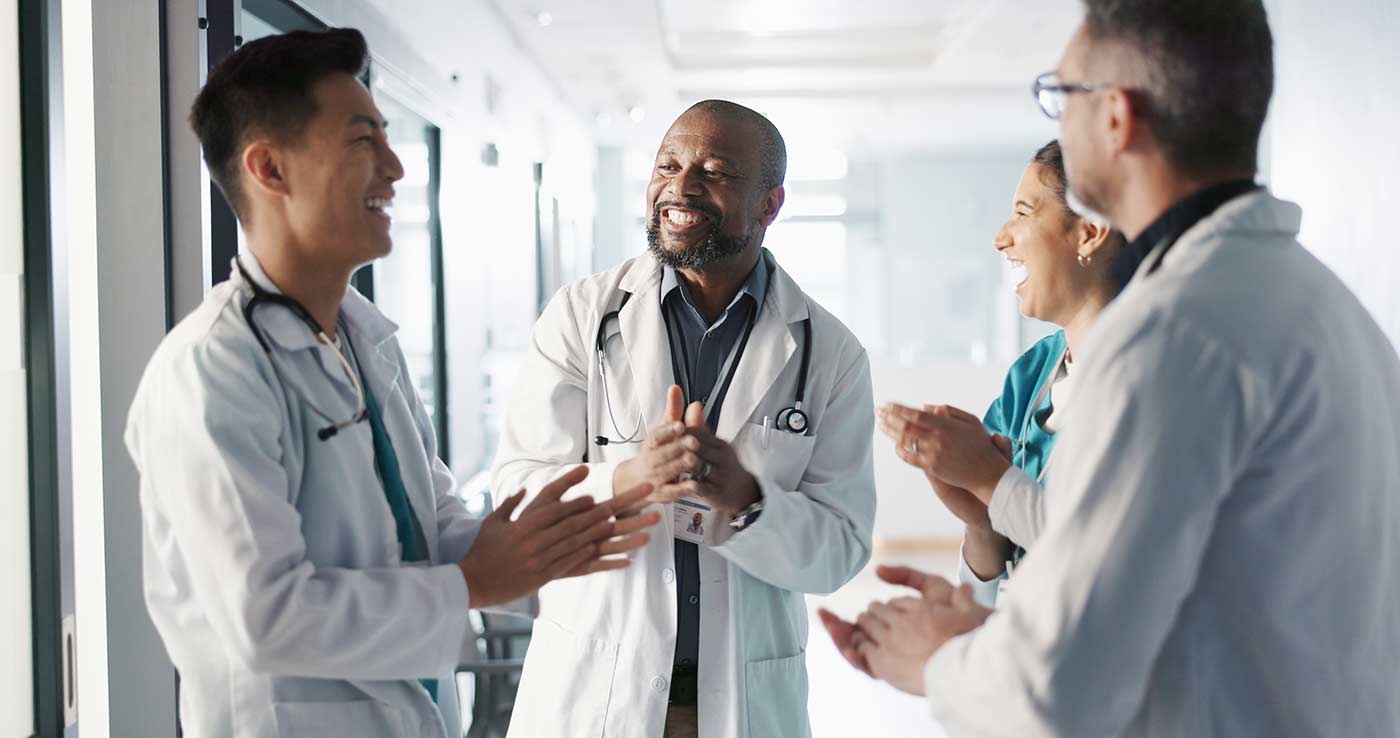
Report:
775,406,808,434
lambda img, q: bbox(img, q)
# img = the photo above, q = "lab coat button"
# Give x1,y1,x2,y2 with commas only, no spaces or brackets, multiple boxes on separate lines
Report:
652,676,668,692
662,568,675,584
688,595,699,605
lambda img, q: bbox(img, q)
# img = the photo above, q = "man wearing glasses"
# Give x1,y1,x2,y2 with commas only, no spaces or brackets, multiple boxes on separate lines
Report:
824,1,1400,736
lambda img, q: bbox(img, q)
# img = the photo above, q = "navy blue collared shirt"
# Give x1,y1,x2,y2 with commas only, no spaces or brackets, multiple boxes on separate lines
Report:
659,252,768,704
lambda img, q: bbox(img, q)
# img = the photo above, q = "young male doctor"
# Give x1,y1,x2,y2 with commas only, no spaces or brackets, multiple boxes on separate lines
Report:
492,100,877,738
124,29,657,738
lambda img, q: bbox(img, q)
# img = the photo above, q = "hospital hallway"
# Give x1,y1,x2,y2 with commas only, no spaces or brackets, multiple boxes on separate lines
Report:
6,0,1400,736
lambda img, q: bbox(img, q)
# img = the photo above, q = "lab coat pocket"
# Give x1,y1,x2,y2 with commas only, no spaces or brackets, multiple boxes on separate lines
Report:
271,699,408,738
744,650,810,738
513,618,618,737
735,422,817,492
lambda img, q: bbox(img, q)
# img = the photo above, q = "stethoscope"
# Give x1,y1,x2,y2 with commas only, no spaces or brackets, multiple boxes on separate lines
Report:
592,288,814,447
235,256,368,441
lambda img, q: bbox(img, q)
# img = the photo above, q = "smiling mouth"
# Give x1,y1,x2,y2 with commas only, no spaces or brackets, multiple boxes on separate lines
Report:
657,205,713,231
1008,259,1029,289
366,196,393,223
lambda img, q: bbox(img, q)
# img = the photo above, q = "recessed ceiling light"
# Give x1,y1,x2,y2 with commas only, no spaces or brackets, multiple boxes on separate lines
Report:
536,11,554,27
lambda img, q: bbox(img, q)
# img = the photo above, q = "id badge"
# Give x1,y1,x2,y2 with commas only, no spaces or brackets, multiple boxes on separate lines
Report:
673,496,716,545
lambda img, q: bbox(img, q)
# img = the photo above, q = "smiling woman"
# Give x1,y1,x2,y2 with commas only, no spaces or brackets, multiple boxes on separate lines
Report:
877,138,1139,609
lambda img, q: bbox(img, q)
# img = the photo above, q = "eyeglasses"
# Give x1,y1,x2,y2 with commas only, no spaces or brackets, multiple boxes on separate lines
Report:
1032,71,1110,120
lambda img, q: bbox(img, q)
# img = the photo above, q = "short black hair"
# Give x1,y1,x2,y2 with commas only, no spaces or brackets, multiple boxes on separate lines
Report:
189,28,369,218
1081,0,1273,179
684,100,787,191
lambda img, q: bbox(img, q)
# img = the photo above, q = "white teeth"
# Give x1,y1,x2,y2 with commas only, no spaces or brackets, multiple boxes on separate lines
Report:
365,197,393,211
1009,262,1029,287
665,209,702,226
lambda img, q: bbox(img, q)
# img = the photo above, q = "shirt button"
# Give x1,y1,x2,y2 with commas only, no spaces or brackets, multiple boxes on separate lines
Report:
662,568,675,584
652,676,668,692
688,595,699,605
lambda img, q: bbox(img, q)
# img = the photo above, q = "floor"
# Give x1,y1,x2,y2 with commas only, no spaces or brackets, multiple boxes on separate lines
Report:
805,549,958,738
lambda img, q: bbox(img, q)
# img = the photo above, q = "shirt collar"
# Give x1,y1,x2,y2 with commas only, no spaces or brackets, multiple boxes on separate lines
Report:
1125,179,1261,279
660,249,771,324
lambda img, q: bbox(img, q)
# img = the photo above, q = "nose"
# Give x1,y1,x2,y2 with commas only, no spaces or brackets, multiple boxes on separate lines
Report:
381,141,405,183
993,220,1014,252
666,165,705,199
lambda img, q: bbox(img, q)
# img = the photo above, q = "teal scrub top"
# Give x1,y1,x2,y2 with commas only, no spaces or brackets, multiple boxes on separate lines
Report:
982,330,1069,488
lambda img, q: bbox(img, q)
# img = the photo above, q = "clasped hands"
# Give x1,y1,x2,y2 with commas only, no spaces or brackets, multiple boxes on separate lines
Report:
818,566,992,696
613,385,761,516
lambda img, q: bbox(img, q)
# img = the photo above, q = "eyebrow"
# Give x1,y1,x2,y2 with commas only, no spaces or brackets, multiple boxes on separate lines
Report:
656,147,738,168
349,114,388,131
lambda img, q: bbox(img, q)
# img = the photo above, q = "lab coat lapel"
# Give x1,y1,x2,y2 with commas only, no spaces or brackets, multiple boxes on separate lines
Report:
618,255,674,433
713,259,807,442
342,297,441,559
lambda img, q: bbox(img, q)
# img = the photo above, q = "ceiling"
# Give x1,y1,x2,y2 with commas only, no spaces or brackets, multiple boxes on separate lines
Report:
486,0,1083,153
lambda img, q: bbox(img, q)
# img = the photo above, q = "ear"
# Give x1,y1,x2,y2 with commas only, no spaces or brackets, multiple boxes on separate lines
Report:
241,140,291,200
1077,218,1115,260
1101,87,1139,158
756,185,786,228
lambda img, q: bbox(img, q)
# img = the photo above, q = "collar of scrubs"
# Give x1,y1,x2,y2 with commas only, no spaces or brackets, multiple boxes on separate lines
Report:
232,254,400,352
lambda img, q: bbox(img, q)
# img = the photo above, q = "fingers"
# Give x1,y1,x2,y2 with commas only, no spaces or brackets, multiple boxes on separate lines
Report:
876,565,954,602
941,405,985,426
991,433,1013,460
684,400,706,429
665,384,685,423
652,480,718,504
605,484,656,516
654,448,702,483
519,494,597,535
492,489,526,522
818,608,872,677
647,420,687,449
890,596,926,615
596,531,652,557
951,583,983,613
857,609,892,645
523,465,590,514
609,509,661,538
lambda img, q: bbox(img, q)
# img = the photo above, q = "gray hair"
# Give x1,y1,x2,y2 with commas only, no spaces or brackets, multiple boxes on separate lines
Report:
1082,0,1273,178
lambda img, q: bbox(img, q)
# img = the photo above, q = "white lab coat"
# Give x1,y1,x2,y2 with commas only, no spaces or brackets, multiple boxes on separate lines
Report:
925,191,1400,736
125,255,490,738
492,250,877,738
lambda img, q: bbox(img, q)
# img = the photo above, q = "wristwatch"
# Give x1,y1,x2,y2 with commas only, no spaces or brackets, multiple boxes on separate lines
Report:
728,499,764,531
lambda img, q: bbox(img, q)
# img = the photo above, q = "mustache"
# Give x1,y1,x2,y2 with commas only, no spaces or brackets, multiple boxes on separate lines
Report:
651,199,720,222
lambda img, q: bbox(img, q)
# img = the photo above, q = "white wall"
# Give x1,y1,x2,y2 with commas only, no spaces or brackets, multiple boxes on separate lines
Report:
865,147,1051,541
1266,0,1400,350
1,0,36,731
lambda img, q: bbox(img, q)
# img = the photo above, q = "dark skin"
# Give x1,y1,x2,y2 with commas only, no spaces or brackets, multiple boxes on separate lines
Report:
613,107,786,516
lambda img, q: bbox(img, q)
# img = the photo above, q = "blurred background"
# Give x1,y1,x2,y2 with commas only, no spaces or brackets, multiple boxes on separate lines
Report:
5,0,1397,736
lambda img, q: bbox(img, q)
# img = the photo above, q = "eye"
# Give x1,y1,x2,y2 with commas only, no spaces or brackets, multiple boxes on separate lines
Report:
657,163,679,174
704,169,726,179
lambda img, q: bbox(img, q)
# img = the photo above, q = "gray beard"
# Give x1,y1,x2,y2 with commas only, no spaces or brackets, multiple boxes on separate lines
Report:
646,213,752,270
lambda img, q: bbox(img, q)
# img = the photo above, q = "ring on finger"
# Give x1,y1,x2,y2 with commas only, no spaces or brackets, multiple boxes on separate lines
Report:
906,437,918,455
694,460,714,481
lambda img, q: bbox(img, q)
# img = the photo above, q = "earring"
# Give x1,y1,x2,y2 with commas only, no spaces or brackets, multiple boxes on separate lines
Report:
1077,254,1092,267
